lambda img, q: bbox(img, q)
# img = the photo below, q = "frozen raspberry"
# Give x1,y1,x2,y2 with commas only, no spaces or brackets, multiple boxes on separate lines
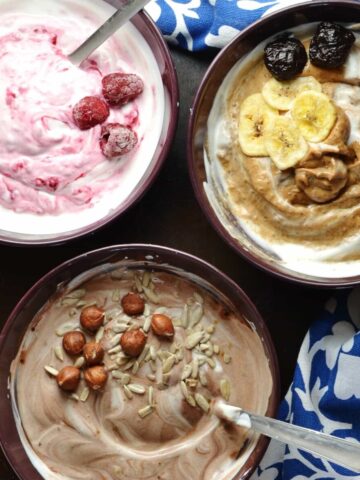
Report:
73,96,109,130
102,73,144,106
100,123,138,158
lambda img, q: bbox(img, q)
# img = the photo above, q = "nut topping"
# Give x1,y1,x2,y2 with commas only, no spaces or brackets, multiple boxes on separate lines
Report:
80,305,105,332
151,314,174,338
62,331,86,356
56,366,81,392
83,342,104,366
121,292,145,316
120,328,147,357
84,365,108,391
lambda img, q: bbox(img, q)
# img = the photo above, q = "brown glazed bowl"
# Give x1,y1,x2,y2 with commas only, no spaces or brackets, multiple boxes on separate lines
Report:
188,0,360,288
0,244,279,480
0,2,178,246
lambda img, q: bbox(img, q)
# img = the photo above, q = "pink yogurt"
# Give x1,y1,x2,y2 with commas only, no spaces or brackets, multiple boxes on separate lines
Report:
0,4,164,217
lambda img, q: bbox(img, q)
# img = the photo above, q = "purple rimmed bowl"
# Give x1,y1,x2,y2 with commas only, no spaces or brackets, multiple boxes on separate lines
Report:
0,244,279,480
188,0,360,287
0,2,178,246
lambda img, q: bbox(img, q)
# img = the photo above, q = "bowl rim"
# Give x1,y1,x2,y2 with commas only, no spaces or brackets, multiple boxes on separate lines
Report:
0,9,179,247
187,0,360,288
0,243,280,480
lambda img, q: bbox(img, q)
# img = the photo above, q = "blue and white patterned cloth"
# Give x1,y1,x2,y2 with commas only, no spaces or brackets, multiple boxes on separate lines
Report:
145,0,312,50
251,288,360,479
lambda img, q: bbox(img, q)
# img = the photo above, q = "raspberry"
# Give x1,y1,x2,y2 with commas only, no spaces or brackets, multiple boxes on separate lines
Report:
102,73,144,106
100,123,138,158
73,96,109,130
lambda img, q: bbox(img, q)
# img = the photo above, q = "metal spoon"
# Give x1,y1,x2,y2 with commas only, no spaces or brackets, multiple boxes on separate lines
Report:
214,400,360,472
68,0,151,67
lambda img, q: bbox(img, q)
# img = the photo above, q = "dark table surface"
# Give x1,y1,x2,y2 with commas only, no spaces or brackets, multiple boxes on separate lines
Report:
0,46,339,478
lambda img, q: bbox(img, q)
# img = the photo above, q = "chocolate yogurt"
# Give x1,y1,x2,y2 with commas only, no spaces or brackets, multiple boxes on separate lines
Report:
11,265,273,480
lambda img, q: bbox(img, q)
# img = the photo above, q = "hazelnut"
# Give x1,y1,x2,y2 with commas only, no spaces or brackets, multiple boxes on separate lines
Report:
121,292,145,316
83,342,104,366
80,305,105,332
84,365,108,391
56,366,81,392
62,331,86,356
151,314,174,338
120,329,147,357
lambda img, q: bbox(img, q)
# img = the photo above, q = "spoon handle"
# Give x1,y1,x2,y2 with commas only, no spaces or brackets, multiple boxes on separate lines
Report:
69,0,150,66
238,408,360,471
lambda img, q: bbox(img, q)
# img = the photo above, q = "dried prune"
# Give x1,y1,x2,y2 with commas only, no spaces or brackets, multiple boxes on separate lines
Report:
264,36,307,80
309,22,355,69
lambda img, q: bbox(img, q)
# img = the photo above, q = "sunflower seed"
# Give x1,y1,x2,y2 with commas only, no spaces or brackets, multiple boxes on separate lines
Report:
138,405,153,418
200,333,211,344
193,292,203,304
185,331,204,349
138,345,150,365
175,350,184,363
112,289,120,302
191,359,199,378
206,357,216,369
109,333,121,348
142,316,151,333
80,387,90,402
150,360,157,372
106,308,122,322
189,303,203,328
70,393,79,401
54,346,64,362
55,323,75,337
180,381,196,407
198,357,206,366
74,356,85,368
143,286,159,304
135,276,143,293
131,361,140,374
142,271,151,288
128,384,146,394
108,345,122,354
224,354,231,364
220,379,231,401
181,364,192,380
123,385,133,399
150,346,156,361
162,372,171,384
116,356,129,366
112,323,129,333
112,370,125,379
206,344,214,357
148,386,154,406
206,325,215,334
195,393,210,413
147,373,156,381
75,299,88,308
213,344,220,354
119,374,131,385
110,270,123,279
95,326,105,342
123,359,136,371
106,363,118,371
44,365,59,376
180,304,189,328
162,355,175,374
65,288,86,299
199,370,208,387
200,343,209,351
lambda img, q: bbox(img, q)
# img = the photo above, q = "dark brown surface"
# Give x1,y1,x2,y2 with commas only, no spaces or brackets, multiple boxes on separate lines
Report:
0,46,339,478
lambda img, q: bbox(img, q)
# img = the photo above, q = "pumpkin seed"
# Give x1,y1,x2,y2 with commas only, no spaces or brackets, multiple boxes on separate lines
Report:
119,374,131,385
150,346,156,361
109,333,121,348
68,307,78,318
224,354,231,364
200,333,211,344
189,303,203,328
110,270,123,280
112,323,129,333
148,386,154,406
191,358,199,379
108,345,122,354
70,393,79,401
199,370,208,387
180,304,189,328
162,355,175,374
206,325,215,334
138,345,150,365
123,359,136,371
193,292,203,304
55,323,75,337
180,381,196,407
147,374,156,382
112,289,120,302
138,405,153,418
65,288,86,299
142,271,151,288
131,361,140,374
195,393,210,413
175,349,184,363
213,344,220,354
206,357,216,369
143,304,150,316
150,360,157,373
142,316,151,333
44,365,59,376
135,276,143,293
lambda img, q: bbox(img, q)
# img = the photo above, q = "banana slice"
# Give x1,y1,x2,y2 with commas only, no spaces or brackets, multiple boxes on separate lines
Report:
262,76,322,110
291,91,337,142
264,116,309,170
238,93,277,156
